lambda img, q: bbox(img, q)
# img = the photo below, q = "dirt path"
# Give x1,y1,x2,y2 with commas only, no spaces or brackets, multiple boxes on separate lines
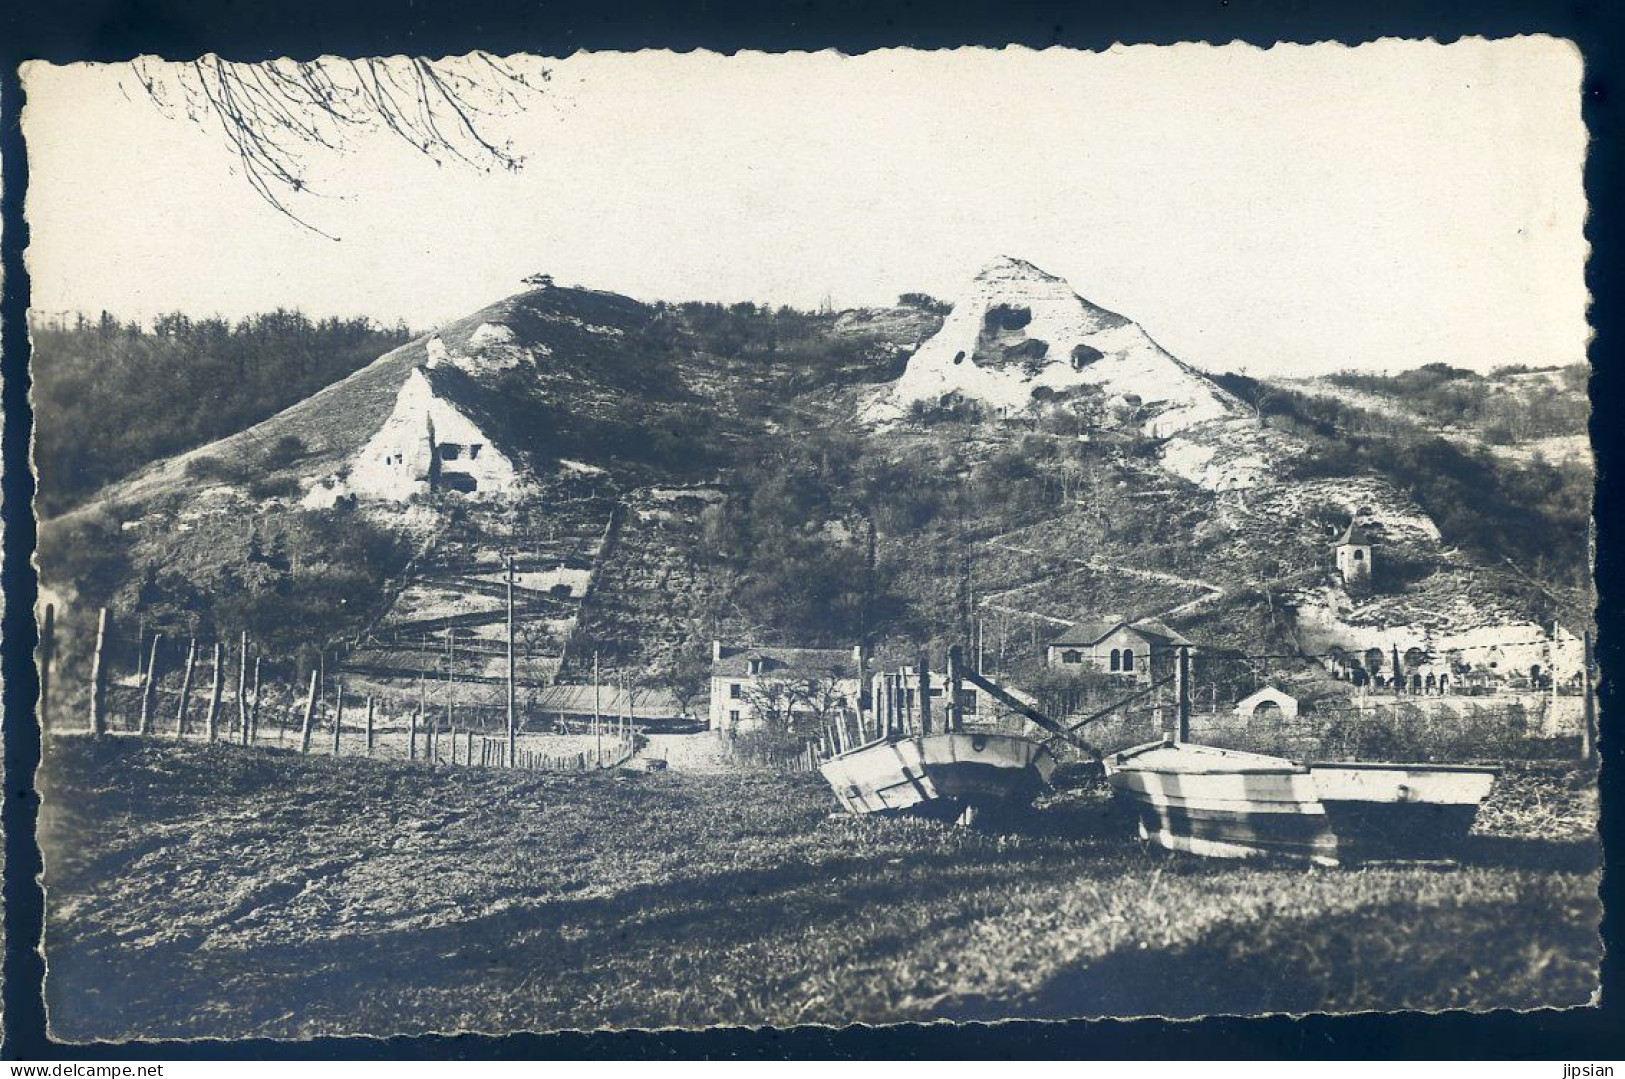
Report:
642,730,741,773
980,540,1227,625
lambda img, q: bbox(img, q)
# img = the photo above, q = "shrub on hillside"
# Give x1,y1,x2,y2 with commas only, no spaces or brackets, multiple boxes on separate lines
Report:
37,508,132,608
898,292,952,315
264,434,308,470
184,456,248,484
247,475,303,501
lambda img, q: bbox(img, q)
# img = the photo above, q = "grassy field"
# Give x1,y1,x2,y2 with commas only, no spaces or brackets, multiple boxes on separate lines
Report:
37,737,1600,1041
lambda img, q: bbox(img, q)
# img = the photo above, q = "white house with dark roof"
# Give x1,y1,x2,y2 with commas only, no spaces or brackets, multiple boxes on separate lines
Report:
1044,613,1192,683
709,641,863,731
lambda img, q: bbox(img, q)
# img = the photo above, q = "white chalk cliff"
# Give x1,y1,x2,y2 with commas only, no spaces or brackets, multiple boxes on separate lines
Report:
880,257,1239,431
875,256,1283,489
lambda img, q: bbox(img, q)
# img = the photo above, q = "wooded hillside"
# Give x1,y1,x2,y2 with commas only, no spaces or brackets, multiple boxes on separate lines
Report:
31,310,414,515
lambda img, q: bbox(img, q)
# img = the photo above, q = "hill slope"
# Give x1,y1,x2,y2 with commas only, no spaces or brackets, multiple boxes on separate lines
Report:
36,266,1592,714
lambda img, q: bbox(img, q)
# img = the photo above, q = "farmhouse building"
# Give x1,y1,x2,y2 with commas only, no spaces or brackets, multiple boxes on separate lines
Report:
343,365,523,501
709,641,863,732
1045,614,1191,683
1334,519,1375,586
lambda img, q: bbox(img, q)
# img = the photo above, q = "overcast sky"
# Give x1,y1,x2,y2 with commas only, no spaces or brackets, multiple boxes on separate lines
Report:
24,39,1588,376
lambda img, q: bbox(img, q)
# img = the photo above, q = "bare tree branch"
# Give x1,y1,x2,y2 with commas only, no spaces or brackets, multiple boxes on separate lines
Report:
123,54,547,237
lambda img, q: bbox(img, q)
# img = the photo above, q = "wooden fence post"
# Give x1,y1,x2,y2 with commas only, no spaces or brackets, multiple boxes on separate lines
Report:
466,729,474,767
175,638,197,738
365,696,375,757
38,604,55,733
948,644,965,734
205,641,224,741
1174,644,1192,744
249,658,263,743
409,709,419,761
1582,629,1596,762
237,631,250,744
88,607,112,735
138,632,163,735
333,682,345,757
917,652,933,737
300,669,319,754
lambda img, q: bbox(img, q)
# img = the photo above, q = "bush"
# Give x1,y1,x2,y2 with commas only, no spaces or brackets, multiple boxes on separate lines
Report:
37,509,132,607
247,475,302,501
264,435,307,470
897,292,952,315
184,456,248,484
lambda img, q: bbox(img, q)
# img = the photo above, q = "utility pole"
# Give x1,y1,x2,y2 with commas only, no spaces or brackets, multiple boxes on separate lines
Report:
506,555,517,767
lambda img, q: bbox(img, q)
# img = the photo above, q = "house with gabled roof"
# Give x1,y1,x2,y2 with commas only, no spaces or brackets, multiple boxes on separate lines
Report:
1044,613,1191,683
709,640,863,732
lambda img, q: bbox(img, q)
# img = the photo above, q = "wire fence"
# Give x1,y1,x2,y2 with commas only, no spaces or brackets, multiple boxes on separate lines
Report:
42,609,645,775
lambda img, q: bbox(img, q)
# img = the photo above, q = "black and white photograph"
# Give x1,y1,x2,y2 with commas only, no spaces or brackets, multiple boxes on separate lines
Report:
18,39,1600,1041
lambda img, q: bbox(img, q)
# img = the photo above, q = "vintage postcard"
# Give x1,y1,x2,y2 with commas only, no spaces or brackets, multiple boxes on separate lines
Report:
22,40,1597,1041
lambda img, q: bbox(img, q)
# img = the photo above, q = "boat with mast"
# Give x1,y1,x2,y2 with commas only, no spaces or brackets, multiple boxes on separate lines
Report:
817,645,1089,825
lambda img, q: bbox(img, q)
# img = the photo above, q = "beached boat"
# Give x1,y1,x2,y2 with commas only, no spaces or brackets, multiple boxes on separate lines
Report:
820,730,1058,821
1105,741,1340,866
1306,761,1497,859
818,646,1083,823
1107,741,1498,865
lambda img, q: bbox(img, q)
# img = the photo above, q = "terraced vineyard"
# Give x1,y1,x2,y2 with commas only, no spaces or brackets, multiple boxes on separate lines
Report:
342,477,617,702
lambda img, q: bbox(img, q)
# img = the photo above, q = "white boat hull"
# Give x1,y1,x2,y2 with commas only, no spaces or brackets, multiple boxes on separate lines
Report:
1307,762,1498,858
1107,742,1498,865
820,731,1057,819
1106,742,1339,866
